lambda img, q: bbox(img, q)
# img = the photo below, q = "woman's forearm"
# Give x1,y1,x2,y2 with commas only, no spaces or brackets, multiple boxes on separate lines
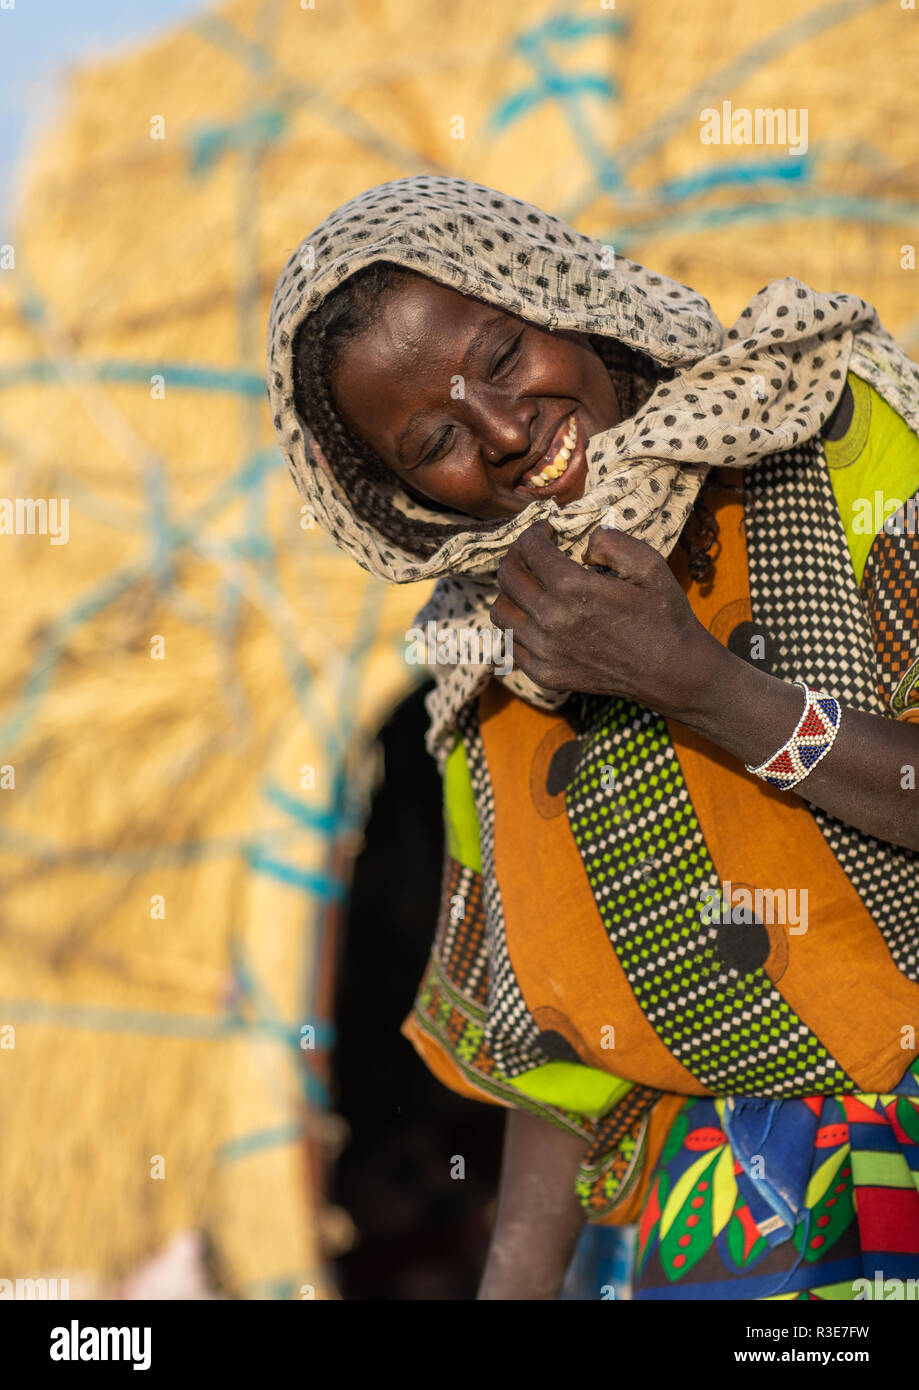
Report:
477,1108,588,1300
492,520,919,852
680,635,919,851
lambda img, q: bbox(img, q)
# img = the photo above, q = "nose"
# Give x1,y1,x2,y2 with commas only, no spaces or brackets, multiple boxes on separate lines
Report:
468,388,535,466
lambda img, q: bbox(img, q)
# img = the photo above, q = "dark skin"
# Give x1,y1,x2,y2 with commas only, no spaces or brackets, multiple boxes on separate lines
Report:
330,274,621,518
329,274,919,1300
330,274,919,853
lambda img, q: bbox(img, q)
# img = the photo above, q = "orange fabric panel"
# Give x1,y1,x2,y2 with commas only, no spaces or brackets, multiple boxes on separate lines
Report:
479,681,707,1096
400,1013,504,1108
664,719,919,1091
666,470,749,628
667,476,919,1092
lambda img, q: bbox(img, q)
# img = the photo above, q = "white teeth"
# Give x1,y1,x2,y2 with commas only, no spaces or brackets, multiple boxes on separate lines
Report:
521,413,578,487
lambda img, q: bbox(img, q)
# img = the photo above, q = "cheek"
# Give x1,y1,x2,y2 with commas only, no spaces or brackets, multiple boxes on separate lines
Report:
329,358,408,463
408,451,510,521
533,337,601,397
424,451,492,501
571,346,619,422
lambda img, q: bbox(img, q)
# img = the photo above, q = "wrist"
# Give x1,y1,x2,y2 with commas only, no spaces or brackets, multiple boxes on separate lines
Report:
664,628,739,726
671,637,805,768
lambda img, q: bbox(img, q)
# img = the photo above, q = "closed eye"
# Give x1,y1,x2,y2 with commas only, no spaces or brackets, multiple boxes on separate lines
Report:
491,332,523,379
419,425,455,465
417,330,523,464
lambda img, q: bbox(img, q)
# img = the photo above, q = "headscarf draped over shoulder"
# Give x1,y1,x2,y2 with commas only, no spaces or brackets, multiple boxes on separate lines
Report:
266,176,918,770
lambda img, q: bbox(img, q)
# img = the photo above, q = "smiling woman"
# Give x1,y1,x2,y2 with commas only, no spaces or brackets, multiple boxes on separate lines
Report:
321,271,624,514
268,175,919,1302
291,260,667,531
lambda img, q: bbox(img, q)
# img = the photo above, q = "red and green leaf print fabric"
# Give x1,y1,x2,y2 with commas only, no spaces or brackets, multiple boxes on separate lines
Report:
632,1063,919,1300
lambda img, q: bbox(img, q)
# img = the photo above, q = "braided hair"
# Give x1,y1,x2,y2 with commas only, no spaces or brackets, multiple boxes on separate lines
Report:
290,260,719,579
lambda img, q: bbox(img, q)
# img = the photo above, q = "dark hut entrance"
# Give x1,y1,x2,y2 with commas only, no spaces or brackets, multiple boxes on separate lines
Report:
328,680,503,1299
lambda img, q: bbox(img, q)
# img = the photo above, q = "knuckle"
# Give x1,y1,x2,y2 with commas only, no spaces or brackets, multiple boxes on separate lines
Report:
532,660,562,690
552,570,582,607
523,621,551,656
539,595,568,632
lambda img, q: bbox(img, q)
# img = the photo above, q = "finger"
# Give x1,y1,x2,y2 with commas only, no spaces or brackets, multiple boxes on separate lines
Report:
502,634,529,678
489,594,547,657
584,524,660,581
497,635,561,689
495,547,546,618
511,519,583,588
489,591,525,630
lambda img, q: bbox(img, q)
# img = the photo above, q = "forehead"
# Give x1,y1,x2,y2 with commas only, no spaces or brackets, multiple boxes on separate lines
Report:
342,274,507,378
330,274,512,437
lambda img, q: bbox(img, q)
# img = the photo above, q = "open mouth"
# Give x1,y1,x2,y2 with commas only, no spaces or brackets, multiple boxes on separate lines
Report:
514,411,586,500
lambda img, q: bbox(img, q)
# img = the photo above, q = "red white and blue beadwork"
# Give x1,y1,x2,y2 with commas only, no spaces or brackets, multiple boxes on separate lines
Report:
745,680,842,790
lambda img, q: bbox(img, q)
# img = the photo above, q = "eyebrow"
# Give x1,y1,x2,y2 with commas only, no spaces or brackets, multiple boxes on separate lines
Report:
394,312,508,464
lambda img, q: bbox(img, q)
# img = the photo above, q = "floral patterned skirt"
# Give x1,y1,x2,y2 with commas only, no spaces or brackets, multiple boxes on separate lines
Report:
632,1062,919,1300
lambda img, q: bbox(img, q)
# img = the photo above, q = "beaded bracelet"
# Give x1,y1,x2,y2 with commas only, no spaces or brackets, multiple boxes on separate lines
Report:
744,680,842,790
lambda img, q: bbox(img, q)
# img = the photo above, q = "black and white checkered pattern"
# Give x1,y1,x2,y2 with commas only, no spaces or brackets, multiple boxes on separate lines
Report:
451,429,919,1093
455,700,551,1080
433,860,490,1004
745,439,880,708
566,697,850,1095
746,439,919,980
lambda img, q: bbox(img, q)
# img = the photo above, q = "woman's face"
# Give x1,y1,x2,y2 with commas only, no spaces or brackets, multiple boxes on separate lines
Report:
328,274,623,521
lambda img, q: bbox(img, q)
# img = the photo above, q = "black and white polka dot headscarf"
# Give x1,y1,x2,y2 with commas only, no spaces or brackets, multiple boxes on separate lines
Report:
267,175,917,770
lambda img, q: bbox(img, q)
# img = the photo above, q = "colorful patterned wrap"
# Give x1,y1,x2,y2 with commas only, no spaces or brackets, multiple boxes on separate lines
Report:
402,370,919,1294
632,1071,919,1300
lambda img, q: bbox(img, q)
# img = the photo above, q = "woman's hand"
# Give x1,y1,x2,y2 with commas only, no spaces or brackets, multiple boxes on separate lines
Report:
490,522,919,852
489,518,719,721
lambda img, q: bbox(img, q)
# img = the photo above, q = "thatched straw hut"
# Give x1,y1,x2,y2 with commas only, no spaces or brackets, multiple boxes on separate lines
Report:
0,0,915,1297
